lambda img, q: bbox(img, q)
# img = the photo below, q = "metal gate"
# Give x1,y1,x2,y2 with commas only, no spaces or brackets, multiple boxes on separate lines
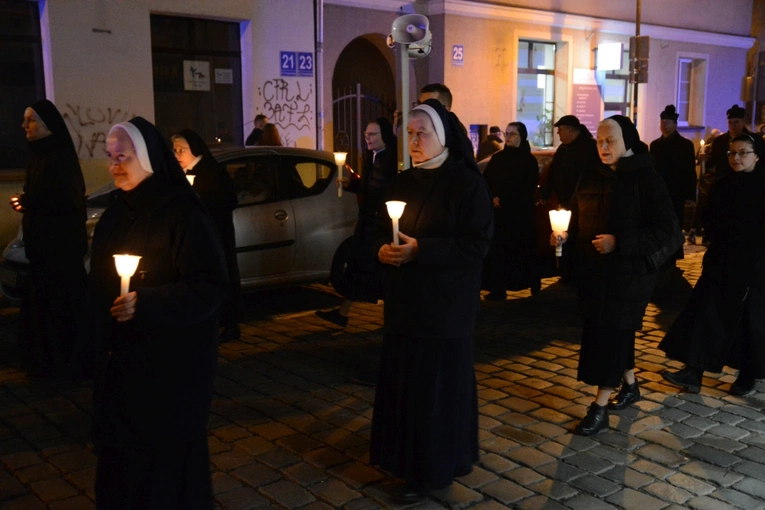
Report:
332,83,396,173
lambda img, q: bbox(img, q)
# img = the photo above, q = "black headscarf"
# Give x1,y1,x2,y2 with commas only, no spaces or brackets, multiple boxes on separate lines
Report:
416,98,480,174
29,99,79,159
176,129,215,160
606,114,648,154
508,121,531,153
375,117,396,147
127,117,190,188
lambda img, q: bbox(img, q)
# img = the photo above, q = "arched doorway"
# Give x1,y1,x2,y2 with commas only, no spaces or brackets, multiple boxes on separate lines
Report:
332,35,396,172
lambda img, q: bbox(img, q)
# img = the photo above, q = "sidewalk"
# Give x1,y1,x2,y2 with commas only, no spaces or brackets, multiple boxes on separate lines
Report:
2,246,765,509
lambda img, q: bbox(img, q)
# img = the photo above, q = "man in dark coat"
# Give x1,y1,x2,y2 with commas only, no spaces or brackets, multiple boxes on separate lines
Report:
476,126,503,161
91,117,227,509
12,99,87,378
710,105,765,181
244,114,267,146
539,115,599,281
649,105,697,268
173,129,241,342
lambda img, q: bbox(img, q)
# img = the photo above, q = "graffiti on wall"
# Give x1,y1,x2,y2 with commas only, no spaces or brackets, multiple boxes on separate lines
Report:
257,78,313,146
62,104,135,158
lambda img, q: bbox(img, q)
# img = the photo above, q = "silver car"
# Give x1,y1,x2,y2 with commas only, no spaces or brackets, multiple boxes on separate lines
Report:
0,146,357,301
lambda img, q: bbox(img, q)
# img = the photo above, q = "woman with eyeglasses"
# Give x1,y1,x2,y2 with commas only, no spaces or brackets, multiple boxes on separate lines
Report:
482,122,541,299
661,134,765,396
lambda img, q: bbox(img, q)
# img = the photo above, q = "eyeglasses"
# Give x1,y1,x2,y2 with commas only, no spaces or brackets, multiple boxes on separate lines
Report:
173,148,189,155
106,152,133,165
364,132,380,138
727,150,755,158
505,132,520,138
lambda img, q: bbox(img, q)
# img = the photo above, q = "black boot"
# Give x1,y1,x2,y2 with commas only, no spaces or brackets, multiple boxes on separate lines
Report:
574,403,609,436
608,380,641,410
315,309,349,328
661,366,702,393
730,371,756,397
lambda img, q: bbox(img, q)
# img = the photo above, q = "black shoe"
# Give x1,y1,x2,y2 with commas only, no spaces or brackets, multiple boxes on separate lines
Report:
575,403,609,436
393,485,428,505
662,366,702,393
219,326,241,343
608,380,641,410
315,309,349,328
484,292,506,301
730,375,756,396
530,280,542,295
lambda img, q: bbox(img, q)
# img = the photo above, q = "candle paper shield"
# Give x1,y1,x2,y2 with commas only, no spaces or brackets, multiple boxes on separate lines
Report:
385,200,407,246
549,209,571,258
113,254,142,296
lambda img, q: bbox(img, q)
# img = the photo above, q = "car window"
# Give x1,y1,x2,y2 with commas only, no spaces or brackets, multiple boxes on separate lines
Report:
227,156,280,206
286,157,333,198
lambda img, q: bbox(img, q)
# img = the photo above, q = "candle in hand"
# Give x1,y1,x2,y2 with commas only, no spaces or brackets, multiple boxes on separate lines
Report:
186,174,196,186
333,152,347,198
113,254,142,296
385,201,407,246
549,209,571,258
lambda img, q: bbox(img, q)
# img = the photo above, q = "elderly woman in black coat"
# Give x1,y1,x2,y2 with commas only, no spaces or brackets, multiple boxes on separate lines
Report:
482,121,540,299
370,99,493,502
172,129,241,342
661,134,765,396
554,115,676,436
91,117,227,508
316,117,398,327
11,100,87,378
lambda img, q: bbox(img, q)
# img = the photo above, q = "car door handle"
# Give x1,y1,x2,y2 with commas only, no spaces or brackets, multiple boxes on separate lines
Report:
274,209,289,221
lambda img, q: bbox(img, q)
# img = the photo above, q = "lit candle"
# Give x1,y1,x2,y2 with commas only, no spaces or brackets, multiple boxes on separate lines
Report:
113,254,142,297
186,174,196,186
385,201,407,246
549,208,572,258
699,139,706,176
333,152,347,198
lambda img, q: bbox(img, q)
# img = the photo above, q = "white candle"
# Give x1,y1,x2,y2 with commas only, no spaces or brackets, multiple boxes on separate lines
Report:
699,139,706,176
549,209,572,258
333,152,347,198
113,254,142,296
385,201,407,246
186,174,196,186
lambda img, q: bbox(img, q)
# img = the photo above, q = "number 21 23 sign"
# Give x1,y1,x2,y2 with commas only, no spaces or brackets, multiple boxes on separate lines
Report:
280,51,314,77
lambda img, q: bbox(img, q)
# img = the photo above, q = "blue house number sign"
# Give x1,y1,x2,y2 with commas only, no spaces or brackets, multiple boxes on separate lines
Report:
452,45,464,66
281,51,314,77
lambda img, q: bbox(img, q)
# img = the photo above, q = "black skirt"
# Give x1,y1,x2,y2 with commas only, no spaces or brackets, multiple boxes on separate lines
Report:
577,319,636,387
370,333,478,491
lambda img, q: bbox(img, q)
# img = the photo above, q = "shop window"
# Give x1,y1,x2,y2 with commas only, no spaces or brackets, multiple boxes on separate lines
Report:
151,15,243,147
517,40,556,147
676,57,706,127
0,0,45,170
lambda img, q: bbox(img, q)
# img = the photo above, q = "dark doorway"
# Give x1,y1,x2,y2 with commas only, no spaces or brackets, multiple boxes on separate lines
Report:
151,14,243,146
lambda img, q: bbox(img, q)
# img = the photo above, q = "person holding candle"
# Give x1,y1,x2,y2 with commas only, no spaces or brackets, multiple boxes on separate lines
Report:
317,117,398,328
10,99,87,378
660,134,765,396
172,129,241,342
370,99,493,502
552,115,676,436
89,117,227,508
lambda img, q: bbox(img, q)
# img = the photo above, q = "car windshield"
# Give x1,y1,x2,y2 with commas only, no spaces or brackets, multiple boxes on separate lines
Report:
86,181,118,208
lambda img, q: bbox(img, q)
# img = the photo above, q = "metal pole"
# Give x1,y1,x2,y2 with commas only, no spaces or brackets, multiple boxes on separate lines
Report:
632,0,641,125
356,83,363,171
401,45,410,170
315,0,324,151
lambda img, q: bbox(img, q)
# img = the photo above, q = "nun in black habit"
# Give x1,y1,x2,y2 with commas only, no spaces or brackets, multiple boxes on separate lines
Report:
12,100,87,378
370,99,493,502
172,129,241,342
90,117,227,509
482,121,541,298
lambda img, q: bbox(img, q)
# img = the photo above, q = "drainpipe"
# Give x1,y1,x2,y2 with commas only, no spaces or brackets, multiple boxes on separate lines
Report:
315,0,325,151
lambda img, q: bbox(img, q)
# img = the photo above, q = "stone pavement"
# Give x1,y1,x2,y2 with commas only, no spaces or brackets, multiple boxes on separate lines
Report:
3,245,765,509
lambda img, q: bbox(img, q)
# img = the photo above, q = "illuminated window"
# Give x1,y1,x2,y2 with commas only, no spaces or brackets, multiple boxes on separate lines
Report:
676,57,706,127
517,40,556,147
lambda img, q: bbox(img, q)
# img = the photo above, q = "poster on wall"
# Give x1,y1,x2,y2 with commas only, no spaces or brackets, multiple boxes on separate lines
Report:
183,60,211,91
215,68,233,84
572,68,604,135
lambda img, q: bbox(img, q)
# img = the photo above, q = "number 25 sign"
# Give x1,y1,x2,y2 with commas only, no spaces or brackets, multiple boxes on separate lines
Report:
280,51,314,77
452,45,464,67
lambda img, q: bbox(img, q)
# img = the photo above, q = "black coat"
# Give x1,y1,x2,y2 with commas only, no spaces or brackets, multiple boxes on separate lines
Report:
540,132,600,208
483,145,538,245
571,152,676,330
660,165,765,372
89,176,227,449
375,155,493,338
650,131,697,204
476,135,503,161
245,128,263,146
21,135,87,261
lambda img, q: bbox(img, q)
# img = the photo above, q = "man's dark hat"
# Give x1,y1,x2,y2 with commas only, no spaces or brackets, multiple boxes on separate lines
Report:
660,105,679,122
554,115,581,128
727,105,746,119
489,126,501,134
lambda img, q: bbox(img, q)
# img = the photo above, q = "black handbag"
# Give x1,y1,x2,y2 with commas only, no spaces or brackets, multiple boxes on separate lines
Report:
635,180,686,271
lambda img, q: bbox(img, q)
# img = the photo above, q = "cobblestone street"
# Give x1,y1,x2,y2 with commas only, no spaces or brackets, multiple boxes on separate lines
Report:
3,246,765,509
